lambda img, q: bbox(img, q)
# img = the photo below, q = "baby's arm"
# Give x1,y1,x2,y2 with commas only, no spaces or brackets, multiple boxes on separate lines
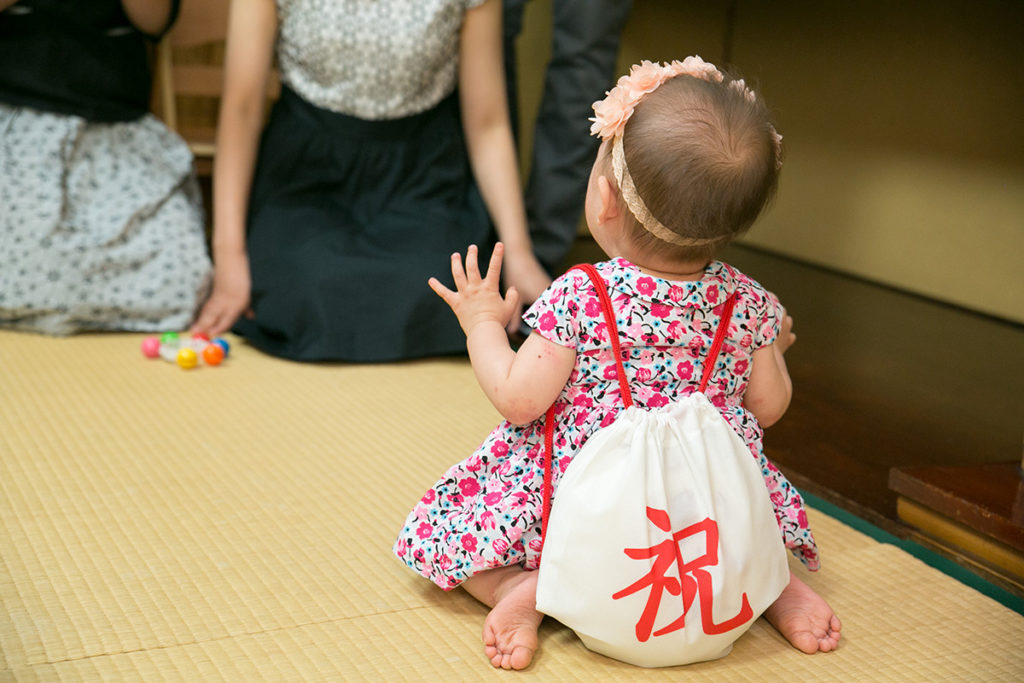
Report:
742,309,795,428
430,244,576,425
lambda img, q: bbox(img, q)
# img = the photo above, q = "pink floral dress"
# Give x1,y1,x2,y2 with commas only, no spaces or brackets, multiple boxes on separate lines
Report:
395,258,819,590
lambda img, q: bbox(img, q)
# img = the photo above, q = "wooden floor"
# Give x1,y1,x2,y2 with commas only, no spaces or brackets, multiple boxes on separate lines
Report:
564,238,1024,593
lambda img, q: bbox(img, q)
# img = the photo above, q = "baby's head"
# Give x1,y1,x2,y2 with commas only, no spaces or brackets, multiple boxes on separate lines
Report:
589,58,782,263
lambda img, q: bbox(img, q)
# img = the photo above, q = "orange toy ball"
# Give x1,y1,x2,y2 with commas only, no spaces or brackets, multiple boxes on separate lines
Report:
202,343,225,366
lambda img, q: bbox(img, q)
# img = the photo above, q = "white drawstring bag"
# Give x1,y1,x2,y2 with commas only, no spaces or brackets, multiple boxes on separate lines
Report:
534,264,789,668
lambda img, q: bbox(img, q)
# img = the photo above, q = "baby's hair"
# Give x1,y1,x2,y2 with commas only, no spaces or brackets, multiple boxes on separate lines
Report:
615,69,781,262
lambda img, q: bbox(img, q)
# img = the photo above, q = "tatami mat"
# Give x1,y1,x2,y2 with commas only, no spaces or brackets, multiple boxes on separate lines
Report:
1,330,1022,681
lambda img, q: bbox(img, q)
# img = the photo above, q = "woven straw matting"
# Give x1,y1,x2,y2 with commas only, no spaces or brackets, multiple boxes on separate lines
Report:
1,330,1022,681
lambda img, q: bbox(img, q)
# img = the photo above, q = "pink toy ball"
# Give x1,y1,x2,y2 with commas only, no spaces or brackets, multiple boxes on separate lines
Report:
141,336,161,358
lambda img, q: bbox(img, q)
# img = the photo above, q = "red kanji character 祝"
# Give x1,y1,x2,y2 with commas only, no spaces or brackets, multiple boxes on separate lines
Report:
612,506,752,642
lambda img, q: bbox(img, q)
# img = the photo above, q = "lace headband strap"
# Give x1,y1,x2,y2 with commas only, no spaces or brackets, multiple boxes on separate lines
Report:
610,134,729,248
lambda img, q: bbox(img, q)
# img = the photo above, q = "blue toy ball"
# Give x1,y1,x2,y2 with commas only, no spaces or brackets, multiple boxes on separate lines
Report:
213,338,230,357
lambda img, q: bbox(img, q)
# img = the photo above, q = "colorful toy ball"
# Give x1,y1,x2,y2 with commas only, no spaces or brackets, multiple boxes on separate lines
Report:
176,347,198,369
202,343,225,366
141,336,161,358
143,332,231,369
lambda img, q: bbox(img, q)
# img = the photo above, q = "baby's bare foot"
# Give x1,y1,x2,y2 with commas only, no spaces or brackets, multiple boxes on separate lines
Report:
482,570,543,670
764,573,841,653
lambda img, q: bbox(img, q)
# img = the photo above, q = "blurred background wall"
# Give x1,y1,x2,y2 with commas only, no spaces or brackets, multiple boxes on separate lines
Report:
514,0,1024,323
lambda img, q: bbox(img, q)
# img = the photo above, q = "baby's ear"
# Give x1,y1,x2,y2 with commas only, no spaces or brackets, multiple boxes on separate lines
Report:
596,174,622,224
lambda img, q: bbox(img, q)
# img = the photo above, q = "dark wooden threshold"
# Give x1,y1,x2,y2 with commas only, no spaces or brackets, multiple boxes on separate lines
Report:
889,462,1024,592
890,462,1024,553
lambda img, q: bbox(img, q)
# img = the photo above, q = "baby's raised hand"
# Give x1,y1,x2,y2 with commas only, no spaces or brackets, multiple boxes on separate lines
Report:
429,243,521,336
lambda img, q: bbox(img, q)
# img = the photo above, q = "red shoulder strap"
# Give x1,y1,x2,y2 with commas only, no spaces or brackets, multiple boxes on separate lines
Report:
697,293,737,393
541,264,624,540
539,265,736,547
569,263,632,407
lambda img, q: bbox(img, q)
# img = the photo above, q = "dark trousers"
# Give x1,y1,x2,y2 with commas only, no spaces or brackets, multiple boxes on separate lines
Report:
504,0,633,274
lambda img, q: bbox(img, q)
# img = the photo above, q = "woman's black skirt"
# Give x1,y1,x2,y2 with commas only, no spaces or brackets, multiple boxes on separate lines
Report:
234,86,492,361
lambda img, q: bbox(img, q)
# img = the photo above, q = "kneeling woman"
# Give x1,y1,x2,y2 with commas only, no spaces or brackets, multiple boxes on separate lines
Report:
0,0,211,335
191,0,550,362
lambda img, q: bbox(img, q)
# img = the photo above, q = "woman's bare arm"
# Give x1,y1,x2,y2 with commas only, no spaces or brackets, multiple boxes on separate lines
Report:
457,0,551,304
191,0,277,336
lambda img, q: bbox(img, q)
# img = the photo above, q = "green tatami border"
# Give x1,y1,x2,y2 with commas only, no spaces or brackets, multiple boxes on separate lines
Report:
804,492,1024,616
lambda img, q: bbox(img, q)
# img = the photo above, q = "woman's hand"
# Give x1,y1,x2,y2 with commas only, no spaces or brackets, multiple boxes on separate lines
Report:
190,250,252,337
429,243,521,336
501,245,551,306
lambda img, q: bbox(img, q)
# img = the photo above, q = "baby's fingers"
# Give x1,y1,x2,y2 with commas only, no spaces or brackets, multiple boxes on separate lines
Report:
429,277,458,309
449,251,467,291
485,242,505,287
463,244,482,283
502,285,521,325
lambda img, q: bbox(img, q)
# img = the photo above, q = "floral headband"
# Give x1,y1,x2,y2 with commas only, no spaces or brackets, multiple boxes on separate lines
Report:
590,57,783,248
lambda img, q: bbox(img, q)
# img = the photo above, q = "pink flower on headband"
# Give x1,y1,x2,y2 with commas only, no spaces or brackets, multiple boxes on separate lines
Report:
665,56,724,83
729,78,757,103
589,86,634,139
616,60,667,99
771,128,784,169
590,56,725,140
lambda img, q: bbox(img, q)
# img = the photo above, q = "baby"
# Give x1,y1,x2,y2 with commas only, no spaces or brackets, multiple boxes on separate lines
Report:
396,57,840,669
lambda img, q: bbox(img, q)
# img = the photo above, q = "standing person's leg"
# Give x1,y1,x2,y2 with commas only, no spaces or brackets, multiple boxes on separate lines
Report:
502,0,530,139
525,0,632,274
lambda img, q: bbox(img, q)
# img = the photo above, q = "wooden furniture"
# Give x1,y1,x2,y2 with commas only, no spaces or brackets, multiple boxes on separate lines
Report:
153,0,278,176
890,462,1024,587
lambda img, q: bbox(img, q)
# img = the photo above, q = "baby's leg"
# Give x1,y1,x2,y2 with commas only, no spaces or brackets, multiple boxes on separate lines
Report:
764,571,842,653
462,566,544,670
